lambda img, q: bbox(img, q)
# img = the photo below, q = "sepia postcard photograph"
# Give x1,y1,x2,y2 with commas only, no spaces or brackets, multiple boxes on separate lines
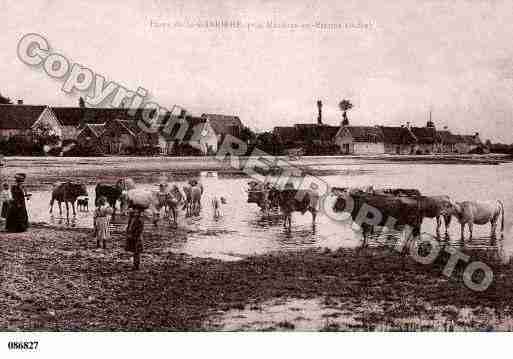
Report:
1,0,513,356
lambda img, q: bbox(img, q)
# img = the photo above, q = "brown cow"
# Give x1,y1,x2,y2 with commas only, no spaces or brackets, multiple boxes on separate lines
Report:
50,182,88,220
278,188,319,230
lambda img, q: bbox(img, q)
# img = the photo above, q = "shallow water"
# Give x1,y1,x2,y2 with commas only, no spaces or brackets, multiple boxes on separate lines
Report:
209,297,513,331
24,161,513,261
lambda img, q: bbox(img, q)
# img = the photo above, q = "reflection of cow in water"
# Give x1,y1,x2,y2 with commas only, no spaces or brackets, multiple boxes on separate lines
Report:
50,182,88,220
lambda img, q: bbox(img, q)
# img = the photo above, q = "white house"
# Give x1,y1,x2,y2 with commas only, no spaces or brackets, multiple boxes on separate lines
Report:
334,126,385,154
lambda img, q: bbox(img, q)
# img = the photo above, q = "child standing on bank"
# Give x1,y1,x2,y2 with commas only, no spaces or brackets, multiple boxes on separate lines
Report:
93,196,113,249
126,207,144,270
0,182,11,222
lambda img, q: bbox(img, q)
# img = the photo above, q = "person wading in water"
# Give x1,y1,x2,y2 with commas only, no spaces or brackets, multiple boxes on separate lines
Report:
5,173,31,232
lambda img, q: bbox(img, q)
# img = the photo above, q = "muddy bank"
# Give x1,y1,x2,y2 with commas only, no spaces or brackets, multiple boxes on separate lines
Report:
1,225,512,331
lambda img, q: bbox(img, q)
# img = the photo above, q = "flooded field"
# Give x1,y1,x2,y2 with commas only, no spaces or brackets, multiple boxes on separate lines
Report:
21,160,513,261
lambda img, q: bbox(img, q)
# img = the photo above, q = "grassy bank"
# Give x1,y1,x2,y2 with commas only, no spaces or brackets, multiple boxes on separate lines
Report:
1,225,512,331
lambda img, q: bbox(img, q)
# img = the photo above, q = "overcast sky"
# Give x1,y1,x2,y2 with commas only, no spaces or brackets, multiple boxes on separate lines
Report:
2,0,513,142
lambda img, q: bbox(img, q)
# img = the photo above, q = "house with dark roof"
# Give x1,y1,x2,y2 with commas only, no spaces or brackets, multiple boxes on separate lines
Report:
410,125,440,154
436,130,459,153
201,113,243,140
75,123,106,154
0,104,63,145
294,124,339,145
273,126,298,147
95,118,160,155
380,126,417,154
159,115,218,155
334,126,385,154
455,133,481,154
51,107,156,140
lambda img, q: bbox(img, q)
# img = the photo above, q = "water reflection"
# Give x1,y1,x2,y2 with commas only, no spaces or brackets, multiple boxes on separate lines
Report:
23,162,513,261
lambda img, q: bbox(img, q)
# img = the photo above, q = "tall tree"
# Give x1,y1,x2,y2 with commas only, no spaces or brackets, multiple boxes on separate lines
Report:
338,99,353,126
0,92,13,105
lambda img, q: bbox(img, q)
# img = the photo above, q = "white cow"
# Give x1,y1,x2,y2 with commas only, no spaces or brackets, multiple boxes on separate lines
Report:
126,188,162,225
450,200,505,240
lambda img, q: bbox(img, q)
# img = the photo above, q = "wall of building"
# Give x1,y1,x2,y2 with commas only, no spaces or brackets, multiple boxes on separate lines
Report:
354,142,385,154
62,125,80,140
32,108,63,139
384,143,415,155
0,129,28,138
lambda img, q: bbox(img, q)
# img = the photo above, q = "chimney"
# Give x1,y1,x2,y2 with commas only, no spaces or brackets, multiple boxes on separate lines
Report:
316,100,322,125
17,99,23,105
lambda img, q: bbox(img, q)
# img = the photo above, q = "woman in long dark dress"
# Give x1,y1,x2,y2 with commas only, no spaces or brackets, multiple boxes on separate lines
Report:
5,173,30,233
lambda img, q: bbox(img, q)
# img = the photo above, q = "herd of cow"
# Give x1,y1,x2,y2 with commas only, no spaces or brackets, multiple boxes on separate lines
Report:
47,177,505,244
49,178,206,226
247,181,505,243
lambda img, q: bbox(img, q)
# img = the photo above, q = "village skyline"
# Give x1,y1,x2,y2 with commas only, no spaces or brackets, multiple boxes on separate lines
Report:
2,1,513,142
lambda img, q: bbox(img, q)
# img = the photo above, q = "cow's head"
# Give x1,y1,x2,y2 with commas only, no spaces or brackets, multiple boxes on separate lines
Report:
247,188,266,204
447,199,463,219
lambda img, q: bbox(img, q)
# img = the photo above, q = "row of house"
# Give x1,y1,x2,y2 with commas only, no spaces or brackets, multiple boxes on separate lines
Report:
0,104,244,155
274,120,483,155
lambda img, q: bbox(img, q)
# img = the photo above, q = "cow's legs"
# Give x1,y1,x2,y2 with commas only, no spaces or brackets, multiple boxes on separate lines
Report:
469,223,473,240
460,223,465,241
58,202,62,216
72,201,76,217
444,215,451,237
311,210,317,227
435,216,441,237
65,202,69,221
491,220,497,238
110,201,117,220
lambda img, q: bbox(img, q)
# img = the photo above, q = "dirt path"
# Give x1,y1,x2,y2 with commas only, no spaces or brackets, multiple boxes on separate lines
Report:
1,225,513,331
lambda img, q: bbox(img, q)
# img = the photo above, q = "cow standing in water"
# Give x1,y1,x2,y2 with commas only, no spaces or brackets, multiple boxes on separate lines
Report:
183,180,203,216
450,200,505,241
50,182,88,220
331,189,423,247
95,179,126,219
278,187,319,231
417,195,453,237
247,181,280,216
